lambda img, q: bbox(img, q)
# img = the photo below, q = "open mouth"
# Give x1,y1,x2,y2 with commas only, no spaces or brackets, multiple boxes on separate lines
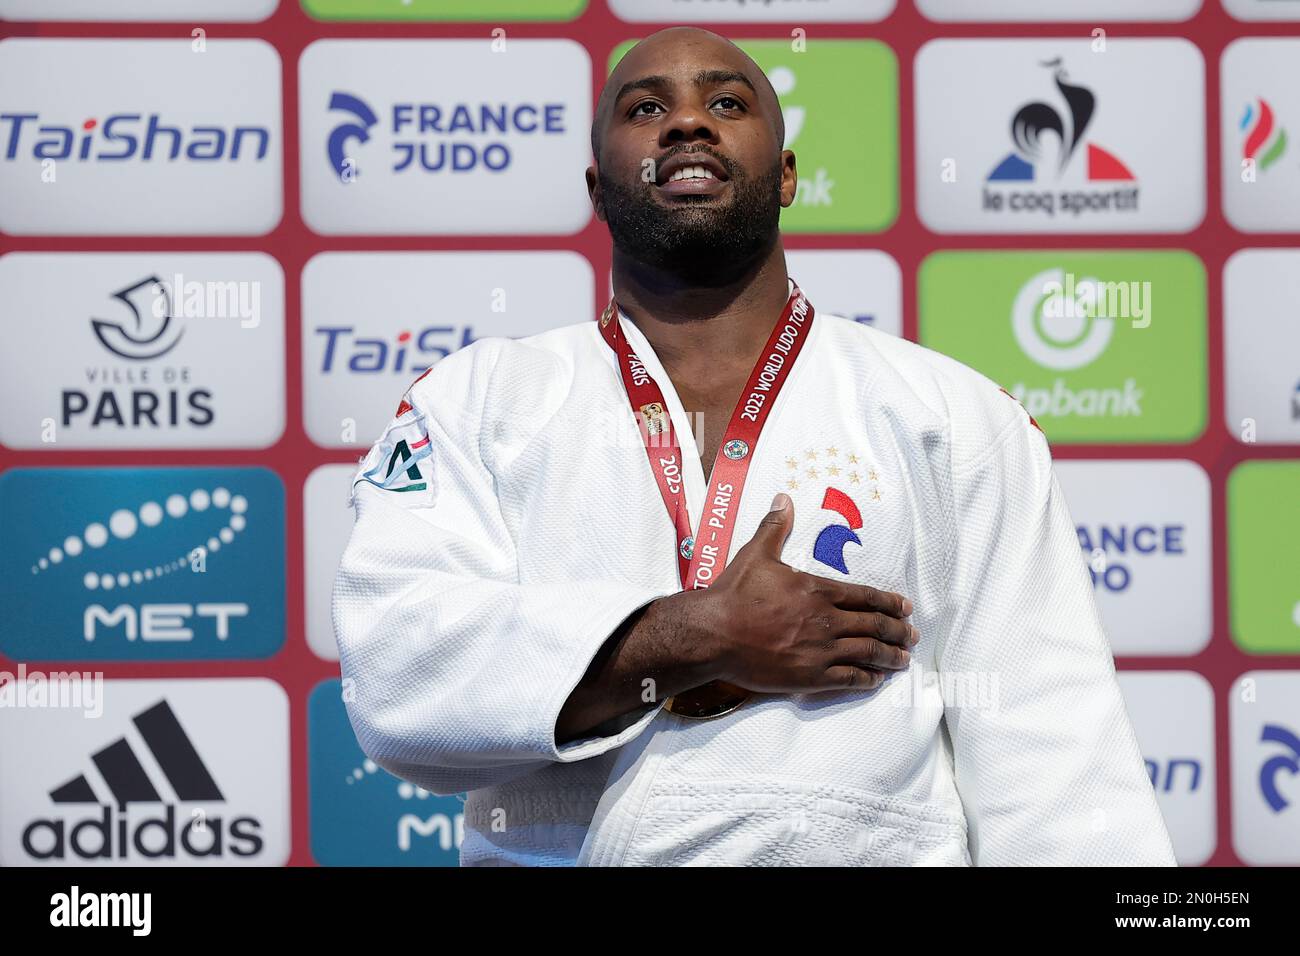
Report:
655,153,730,197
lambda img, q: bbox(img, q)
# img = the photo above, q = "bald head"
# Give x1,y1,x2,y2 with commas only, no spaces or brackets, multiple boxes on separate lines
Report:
589,26,785,162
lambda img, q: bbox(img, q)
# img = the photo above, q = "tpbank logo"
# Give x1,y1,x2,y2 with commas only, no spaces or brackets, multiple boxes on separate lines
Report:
309,680,463,866
608,40,897,233
919,250,1206,444
0,468,285,662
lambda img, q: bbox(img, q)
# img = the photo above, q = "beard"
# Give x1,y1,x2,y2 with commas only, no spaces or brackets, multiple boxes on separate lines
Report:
598,152,784,284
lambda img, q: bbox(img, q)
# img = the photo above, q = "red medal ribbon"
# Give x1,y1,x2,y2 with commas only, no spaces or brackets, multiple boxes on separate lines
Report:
597,281,815,592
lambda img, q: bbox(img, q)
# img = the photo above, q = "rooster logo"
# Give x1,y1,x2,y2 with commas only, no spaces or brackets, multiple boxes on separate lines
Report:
988,58,1135,183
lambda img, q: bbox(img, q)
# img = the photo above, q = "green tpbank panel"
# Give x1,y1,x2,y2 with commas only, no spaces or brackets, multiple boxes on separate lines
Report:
1229,460,1300,655
919,250,1207,445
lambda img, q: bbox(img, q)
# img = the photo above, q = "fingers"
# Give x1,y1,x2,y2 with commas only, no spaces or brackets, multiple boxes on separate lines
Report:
830,637,911,672
818,636,913,692
821,665,886,691
833,609,918,649
811,576,913,617
747,493,795,562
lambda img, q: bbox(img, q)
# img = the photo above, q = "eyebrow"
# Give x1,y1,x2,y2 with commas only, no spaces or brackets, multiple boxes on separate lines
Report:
613,68,758,106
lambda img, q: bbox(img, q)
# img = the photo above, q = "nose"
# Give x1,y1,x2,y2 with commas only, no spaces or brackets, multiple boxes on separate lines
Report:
659,99,719,148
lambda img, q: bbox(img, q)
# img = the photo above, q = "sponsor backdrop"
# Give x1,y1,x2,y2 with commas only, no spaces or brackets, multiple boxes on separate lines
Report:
0,1,1296,867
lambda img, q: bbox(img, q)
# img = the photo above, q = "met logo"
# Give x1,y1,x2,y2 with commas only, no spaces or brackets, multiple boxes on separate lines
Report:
309,680,463,866
0,468,284,662
0,112,271,162
83,603,248,642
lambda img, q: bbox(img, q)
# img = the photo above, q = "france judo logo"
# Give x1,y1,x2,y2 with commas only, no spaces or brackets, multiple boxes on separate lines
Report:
812,487,863,575
1259,723,1300,814
327,91,378,183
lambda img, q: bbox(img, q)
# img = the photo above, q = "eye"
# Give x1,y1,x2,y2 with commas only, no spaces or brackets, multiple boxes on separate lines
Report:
629,100,665,117
712,95,746,112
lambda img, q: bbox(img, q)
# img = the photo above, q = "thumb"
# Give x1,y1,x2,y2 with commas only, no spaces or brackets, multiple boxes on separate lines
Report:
749,493,794,561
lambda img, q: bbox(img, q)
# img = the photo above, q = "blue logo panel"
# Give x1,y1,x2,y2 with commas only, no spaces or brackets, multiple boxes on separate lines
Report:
0,467,285,661
308,679,463,867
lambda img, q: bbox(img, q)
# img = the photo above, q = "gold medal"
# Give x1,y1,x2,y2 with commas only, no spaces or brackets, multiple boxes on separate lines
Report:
597,284,815,725
665,679,749,719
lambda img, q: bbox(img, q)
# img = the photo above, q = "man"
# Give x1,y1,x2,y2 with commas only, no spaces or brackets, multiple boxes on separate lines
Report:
332,26,1175,866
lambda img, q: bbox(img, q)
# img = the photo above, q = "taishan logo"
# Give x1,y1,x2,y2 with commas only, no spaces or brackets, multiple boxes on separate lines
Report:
0,112,271,163
983,58,1138,219
316,324,478,375
22,700,263,861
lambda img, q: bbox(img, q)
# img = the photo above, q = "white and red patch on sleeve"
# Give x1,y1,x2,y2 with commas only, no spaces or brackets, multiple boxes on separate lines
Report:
394,365,437,417
997,386,1043,433
392,364,439,416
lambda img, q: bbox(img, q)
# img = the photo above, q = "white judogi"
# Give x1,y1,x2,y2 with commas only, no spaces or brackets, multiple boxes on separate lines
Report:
332,280,1176,866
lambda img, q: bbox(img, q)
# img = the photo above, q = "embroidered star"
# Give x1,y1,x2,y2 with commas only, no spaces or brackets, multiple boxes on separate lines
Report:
868,469,879,482
805,449,819,461
847,453,859,465
826,446,838,458
849,471,860,483
826,464,841,477
787,478,799,490
871,488,882,502
786,457,798,470
806,467,819,479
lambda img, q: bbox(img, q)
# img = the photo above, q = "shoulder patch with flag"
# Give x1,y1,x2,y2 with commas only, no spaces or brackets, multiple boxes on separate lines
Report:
354,399,433,495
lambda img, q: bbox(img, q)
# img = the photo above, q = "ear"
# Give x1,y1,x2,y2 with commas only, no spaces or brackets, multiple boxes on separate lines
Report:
779,149,797,209
585,164,607,222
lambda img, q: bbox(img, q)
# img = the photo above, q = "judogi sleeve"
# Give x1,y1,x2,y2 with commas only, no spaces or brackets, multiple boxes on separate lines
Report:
331,346,671,797
937,395,1176,866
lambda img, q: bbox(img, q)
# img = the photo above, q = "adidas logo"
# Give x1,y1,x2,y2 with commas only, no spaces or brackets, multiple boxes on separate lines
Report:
21,699,264,861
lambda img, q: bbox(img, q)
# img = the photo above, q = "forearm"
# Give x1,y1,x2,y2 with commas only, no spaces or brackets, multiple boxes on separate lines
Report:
556,590,721,745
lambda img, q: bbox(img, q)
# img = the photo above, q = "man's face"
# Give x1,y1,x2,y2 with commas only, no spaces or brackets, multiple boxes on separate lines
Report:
587,33,797,281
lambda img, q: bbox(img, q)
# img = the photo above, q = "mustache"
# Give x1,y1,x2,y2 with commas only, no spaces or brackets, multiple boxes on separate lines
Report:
653,145,736,180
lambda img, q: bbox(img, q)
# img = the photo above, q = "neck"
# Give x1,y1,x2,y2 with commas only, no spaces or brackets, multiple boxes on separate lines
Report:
610,237,790,380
